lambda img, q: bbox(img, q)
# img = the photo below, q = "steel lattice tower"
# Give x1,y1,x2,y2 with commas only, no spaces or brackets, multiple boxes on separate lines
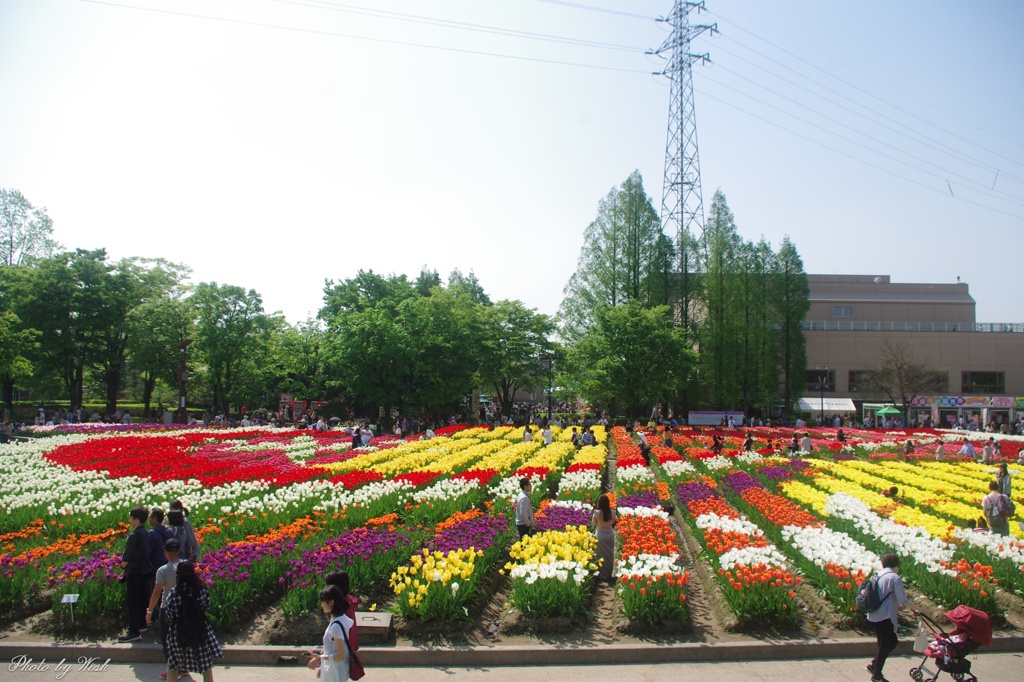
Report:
653,1,716,249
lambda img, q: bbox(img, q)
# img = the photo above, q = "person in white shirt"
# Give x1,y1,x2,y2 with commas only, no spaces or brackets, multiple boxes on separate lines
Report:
311,585,354,682
866,553,917,682
800,433,812,453
957,439,976,457
522,426,533,443
541,426,553,445
515,478,534,539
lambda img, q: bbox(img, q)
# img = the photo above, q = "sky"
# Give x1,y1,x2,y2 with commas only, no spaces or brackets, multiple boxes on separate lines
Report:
1,0,1022,325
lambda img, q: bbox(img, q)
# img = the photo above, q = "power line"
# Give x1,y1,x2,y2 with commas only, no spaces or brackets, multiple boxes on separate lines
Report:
710,36,1024,194
703,62,1024,209
76,0,1024,220
79,0,651,74
270,0,643,52
709,0,1024,173
695,87,1024,222
531,0,657,21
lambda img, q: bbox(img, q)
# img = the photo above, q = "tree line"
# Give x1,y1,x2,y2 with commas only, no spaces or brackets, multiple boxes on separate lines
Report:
0,188,556,422
558,171,810,419
2,179,810,423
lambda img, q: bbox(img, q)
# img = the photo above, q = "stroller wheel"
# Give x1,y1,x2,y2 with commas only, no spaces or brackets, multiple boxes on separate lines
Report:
909,667,924,682
951,675,965,682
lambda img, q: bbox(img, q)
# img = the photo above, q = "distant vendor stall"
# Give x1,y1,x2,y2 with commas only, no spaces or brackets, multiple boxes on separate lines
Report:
794,397,855,416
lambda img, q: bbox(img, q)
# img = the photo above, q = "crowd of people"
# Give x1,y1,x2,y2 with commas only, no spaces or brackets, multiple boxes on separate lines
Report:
117,501,212,681
116,500,360,681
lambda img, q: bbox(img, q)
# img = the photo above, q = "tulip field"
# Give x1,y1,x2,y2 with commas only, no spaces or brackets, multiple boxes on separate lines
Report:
1,422,1023,640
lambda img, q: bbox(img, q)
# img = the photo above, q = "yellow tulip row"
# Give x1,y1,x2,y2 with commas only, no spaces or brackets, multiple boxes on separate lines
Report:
390,547,483,609
370,438,481,477
463,441,542,476
519,442,575,471
801,462,972,539
570,444,608,466
506,526,598,569
825,460,983,525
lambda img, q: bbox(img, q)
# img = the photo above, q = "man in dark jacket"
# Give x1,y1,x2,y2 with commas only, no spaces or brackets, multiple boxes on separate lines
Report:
118,506,153,643
147,507,173,571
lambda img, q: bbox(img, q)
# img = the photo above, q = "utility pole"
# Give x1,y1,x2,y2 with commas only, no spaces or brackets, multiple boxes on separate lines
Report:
651,1,716,330
176,339,192,424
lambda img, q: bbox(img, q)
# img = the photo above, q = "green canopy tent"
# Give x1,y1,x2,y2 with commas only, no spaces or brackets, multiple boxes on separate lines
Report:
875,405,902,417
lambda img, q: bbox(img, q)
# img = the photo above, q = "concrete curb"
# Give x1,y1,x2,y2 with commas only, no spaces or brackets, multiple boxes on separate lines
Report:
3,636,1024,667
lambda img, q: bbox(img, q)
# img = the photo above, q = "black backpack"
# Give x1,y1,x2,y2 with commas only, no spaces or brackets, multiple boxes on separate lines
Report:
855,573,891,613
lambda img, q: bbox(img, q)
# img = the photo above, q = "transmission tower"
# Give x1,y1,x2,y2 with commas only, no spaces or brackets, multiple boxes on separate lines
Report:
652,1,716,248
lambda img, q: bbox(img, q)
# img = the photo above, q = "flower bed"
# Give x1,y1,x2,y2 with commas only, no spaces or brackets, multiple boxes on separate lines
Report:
504,526,597,619
389,512,511,621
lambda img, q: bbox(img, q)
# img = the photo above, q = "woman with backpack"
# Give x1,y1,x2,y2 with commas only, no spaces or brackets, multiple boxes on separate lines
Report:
982,480,1013,536
167,502,201,563
164,561,222,682
865,553,918,682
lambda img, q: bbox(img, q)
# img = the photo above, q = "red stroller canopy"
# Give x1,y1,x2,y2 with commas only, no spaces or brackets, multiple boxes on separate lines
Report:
944,605,992,647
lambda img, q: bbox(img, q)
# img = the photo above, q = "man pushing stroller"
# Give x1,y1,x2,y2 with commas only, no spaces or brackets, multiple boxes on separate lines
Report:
864,553,919,682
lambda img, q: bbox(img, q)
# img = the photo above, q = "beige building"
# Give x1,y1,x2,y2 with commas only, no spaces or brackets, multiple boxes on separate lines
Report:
803,274,1024,427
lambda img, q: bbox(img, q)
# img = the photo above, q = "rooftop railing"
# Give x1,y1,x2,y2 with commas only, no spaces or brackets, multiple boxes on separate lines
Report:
801,321,1024,333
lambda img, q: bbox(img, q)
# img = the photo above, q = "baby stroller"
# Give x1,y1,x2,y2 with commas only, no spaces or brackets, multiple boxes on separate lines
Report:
909,605,992,682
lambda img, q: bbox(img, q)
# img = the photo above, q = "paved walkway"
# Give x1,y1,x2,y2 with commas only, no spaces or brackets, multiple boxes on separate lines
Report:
3,654,1024,682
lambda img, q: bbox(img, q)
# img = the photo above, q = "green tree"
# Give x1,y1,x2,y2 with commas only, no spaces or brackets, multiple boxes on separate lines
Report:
92,258,190,413
322,273,485,424
448,269,492,306
0,189,60,266
477,300,555,420
698,190,744,409
13,250,113,408
321,270,416,318
559,171,668,342
414,267,442,297
273,318,330,402
746,239,780,416
566,302,693,420
191,282,275,416
126,290,194,418
0,265,38,411
324,304,414,422
400,287,481,415
771,237,810,419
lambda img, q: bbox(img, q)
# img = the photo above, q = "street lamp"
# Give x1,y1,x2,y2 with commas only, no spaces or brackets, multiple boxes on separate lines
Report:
815,365,829,426
176,339,192,424
540,355,554,423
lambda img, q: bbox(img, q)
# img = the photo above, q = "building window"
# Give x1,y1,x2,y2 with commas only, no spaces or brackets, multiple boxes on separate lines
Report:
832,305,853,318
961,371,1004,394
806,369,835,393
848,370,873,393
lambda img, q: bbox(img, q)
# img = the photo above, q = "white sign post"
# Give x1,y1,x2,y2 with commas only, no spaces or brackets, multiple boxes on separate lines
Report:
61,593,79,624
